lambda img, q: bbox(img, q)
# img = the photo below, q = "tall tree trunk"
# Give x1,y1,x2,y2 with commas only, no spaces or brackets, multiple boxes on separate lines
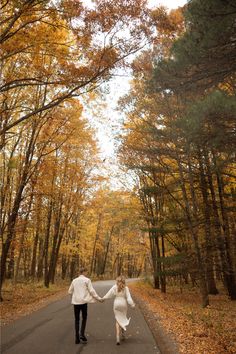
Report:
197,148,218,294
70,256,77,281
7,243,15,279
51,225,66,283
31,229,40,280
61,255,69,279
149,230,160,289
213,153,236,300
90,213,102,275
101,226,114,275
0,124,37,299
0,179,28,299
178,156,209,307
44,199,53,288
14,191,35,282
204,151,232,293
37,237,44,280
30,195,41,279
160,232,166,293
47,215,61,286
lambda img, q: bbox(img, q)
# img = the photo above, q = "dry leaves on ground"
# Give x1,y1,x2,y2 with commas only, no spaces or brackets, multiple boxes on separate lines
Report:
0,281,68,326
129,282,236,354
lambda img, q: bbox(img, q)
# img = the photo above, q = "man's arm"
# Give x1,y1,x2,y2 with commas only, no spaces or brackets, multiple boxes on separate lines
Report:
87,279,102,301
68,281,74,295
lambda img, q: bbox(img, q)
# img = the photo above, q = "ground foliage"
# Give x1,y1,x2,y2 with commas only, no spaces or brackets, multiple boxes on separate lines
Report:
130,281,236,354
0,281,67,326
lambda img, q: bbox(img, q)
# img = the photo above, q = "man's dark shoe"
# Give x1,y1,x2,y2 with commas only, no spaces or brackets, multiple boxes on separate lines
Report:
75,338,80,344
80,335,87,343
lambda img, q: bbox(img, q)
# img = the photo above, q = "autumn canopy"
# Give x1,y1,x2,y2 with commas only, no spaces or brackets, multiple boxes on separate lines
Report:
1,0,236,315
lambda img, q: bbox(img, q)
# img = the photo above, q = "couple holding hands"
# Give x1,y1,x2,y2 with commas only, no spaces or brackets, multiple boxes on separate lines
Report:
68,268,135,345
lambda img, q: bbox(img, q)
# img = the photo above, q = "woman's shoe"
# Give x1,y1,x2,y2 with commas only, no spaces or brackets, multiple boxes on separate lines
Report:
116,335,120,345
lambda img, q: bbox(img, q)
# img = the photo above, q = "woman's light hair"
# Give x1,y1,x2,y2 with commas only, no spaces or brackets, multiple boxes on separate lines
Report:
116,275,126,292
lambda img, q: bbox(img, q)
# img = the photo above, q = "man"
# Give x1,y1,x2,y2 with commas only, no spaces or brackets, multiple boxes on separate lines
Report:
68,267,103,344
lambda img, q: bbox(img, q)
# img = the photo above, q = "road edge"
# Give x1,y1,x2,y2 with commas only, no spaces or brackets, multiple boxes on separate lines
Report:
132,292,180,354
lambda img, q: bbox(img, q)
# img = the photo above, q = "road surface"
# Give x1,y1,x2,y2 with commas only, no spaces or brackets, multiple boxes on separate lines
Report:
1,279,160,354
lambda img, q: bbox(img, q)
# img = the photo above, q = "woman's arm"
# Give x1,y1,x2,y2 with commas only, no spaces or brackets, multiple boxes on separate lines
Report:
125,287,135,307
103,285,116,300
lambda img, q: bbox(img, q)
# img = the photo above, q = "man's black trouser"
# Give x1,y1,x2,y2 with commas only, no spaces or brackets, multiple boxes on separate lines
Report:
74,304,88,340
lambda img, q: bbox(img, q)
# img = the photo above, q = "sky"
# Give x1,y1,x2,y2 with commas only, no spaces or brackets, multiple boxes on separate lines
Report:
90,0,187,188
149,0,187,9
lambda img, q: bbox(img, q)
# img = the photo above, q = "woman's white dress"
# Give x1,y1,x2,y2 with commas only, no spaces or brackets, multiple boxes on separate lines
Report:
103,285,135,330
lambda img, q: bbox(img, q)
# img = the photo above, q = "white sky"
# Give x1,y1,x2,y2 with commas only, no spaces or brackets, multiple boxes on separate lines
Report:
148,0,187,9
90,0,187,188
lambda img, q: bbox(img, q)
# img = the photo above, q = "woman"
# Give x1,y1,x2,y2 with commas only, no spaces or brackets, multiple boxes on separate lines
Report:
103,275,135,345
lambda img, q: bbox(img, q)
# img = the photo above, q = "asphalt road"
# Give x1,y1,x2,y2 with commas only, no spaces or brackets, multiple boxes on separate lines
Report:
1,279,160,354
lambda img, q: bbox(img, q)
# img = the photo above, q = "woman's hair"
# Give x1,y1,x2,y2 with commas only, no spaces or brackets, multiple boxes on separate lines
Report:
116,275,126,292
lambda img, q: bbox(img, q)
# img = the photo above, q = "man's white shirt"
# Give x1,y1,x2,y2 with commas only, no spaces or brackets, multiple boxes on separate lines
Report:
68,275,101,304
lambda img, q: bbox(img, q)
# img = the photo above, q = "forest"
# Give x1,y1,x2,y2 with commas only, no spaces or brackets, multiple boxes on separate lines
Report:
1,0,236,313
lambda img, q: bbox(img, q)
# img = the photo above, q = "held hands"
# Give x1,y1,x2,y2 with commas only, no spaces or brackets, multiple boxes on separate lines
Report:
99,298,105,303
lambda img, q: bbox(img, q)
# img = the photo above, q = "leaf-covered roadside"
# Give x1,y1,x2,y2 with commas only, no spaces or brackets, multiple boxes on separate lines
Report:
129,282,236,354
0,281,68,326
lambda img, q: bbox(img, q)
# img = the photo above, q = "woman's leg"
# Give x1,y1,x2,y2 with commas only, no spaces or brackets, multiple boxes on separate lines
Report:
121,327,125,340
116,321,120,345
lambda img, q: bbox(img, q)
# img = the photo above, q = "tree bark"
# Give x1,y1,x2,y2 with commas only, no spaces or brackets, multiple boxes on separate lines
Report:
197,148,218,294
178,156,209,307
90,213,102,275
213,153,236,300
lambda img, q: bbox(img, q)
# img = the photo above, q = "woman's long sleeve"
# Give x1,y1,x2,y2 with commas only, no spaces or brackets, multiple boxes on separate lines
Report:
125,287,135,307
103,285,116,299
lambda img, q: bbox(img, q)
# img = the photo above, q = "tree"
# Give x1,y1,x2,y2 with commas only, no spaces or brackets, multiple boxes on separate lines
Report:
152,0,236,92
0,98,99,296
0,0,152,145
119,19,236,304
79,189,148,279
